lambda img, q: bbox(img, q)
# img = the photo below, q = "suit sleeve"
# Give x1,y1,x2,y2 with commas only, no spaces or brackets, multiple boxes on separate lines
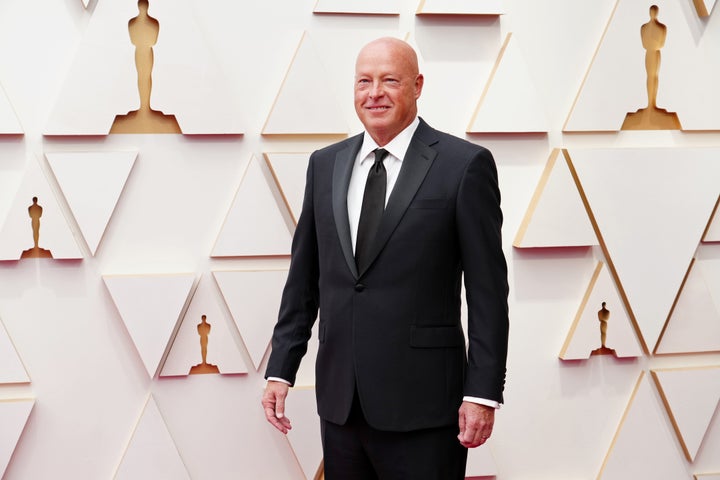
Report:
264,154,320,385
456,147,509,403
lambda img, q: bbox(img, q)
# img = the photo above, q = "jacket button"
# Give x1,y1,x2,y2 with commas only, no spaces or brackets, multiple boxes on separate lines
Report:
355,283,365,292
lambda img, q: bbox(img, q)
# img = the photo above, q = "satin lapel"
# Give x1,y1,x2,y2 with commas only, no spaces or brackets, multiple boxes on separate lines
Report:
332,135,363,279
358,125,438,277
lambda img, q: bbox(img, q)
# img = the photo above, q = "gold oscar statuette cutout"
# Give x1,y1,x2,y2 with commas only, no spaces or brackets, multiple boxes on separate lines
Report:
20,197,53,259
189,315,220,375
591,301,617,356
110,0,181,134
621,5,681,130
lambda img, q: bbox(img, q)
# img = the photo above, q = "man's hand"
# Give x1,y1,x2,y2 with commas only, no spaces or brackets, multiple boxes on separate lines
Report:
262,381,292,434
457,401,494,448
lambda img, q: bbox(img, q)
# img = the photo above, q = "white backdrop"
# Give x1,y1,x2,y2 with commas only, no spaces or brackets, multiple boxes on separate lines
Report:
0,0,719,479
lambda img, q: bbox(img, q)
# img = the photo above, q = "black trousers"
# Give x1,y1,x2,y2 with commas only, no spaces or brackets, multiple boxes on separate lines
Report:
320,393,468,480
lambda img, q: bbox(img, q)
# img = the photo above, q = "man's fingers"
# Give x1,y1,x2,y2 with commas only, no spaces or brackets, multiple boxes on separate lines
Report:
262,381,292,434
458,401,495,448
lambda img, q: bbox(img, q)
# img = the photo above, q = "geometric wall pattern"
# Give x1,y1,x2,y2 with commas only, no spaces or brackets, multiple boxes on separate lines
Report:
0,155,82,260
0,317,30,384
565,0,720,131
103,273,196,378
211,156,293,258
513,149,597,248
2,1,720,478
264,152,311,224
160,273,249,377
651,367,720,462
45,151,137,256
656,257,720,355
467,33,549,134
285,386,323,480
597,372,688,480
0,399,34,479
560,261,642,360
567,147,720,353
114,395,191,479
0,83,22,134
212,269,289,371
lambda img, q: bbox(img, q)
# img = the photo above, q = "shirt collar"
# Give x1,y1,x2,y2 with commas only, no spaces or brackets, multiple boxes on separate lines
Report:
359,117,420,164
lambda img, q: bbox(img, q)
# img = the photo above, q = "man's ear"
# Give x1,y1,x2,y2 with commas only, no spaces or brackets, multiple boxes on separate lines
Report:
415,74,424,99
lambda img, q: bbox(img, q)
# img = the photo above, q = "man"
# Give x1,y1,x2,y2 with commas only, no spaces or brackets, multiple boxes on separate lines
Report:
262,37,509,479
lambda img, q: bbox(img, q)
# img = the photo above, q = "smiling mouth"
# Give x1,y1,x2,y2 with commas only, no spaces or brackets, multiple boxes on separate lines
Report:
367,106,390,111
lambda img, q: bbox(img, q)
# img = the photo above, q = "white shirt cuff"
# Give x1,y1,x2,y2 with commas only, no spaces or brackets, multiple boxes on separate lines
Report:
463,396,501,409
267,377,292,385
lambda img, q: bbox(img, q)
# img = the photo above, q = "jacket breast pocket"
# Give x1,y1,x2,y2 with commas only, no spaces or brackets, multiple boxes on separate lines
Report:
409,197,446,209
410,325,464,348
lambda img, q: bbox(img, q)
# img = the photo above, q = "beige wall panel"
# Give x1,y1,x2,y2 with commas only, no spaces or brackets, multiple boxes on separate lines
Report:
0,318,30,384
565,0,720,131
103,273,196,378
213,269,289,371
0,156,82,260
468,33,549,133
417,0,503,15
161,274,249,377
313,0,400,14
560,262,642,360
0,399,34,478
46,151,137,256
285,387,322,480
265,152,311,225
263,32,348,135
514,149,597,248
652,367,720,461
656,257,720,355
598,372,687,479
211,156,293,257
705,205,720,242
44,1,138,135
692,0,717,16
568,147,720,352
114,395,191,479
0,83,22,134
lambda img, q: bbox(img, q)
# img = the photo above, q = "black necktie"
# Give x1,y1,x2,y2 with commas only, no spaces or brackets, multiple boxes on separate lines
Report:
355,148,389,272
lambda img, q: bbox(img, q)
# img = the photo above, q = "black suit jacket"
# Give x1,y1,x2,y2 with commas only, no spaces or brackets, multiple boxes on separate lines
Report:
266,119,509,432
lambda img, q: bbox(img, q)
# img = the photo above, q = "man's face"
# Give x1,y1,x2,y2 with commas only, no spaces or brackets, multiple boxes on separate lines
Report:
354,41,423,145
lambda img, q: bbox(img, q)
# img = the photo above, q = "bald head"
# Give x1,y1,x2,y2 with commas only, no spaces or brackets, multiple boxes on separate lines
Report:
354,38,424,145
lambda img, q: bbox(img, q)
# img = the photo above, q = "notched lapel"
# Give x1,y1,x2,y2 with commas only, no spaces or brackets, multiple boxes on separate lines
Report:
332,136,362,279
359,134,438,277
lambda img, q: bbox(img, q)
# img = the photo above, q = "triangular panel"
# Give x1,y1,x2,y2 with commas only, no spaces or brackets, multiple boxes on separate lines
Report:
265,153,311,224
0,399,34,478
211,156,293,258
213,269,289,370
693,0,717,17
565,0,719,131
560,262,642,360
466,443,497,477
704,203,720,242
160,274,248,377
514,149,597,248
44,1,138,135
263,32,348,135
0,156,82,260
0,318,30,384
313,0,400,14
0,83,23,134
114,395,190,479
147,0,243,134
696,475,720,480
286,387,322,480
416,0,503,15
567,147,720,352
652,367,720,461
656,258,720,354
598,372,687,479
104,273,195,378
46,151,137,256
468,33,548,133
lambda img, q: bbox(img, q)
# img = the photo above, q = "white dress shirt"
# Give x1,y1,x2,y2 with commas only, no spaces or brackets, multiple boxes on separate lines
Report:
270,116,500,409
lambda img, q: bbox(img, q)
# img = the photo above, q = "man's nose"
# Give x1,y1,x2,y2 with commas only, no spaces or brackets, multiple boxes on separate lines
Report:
369,81,384,98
